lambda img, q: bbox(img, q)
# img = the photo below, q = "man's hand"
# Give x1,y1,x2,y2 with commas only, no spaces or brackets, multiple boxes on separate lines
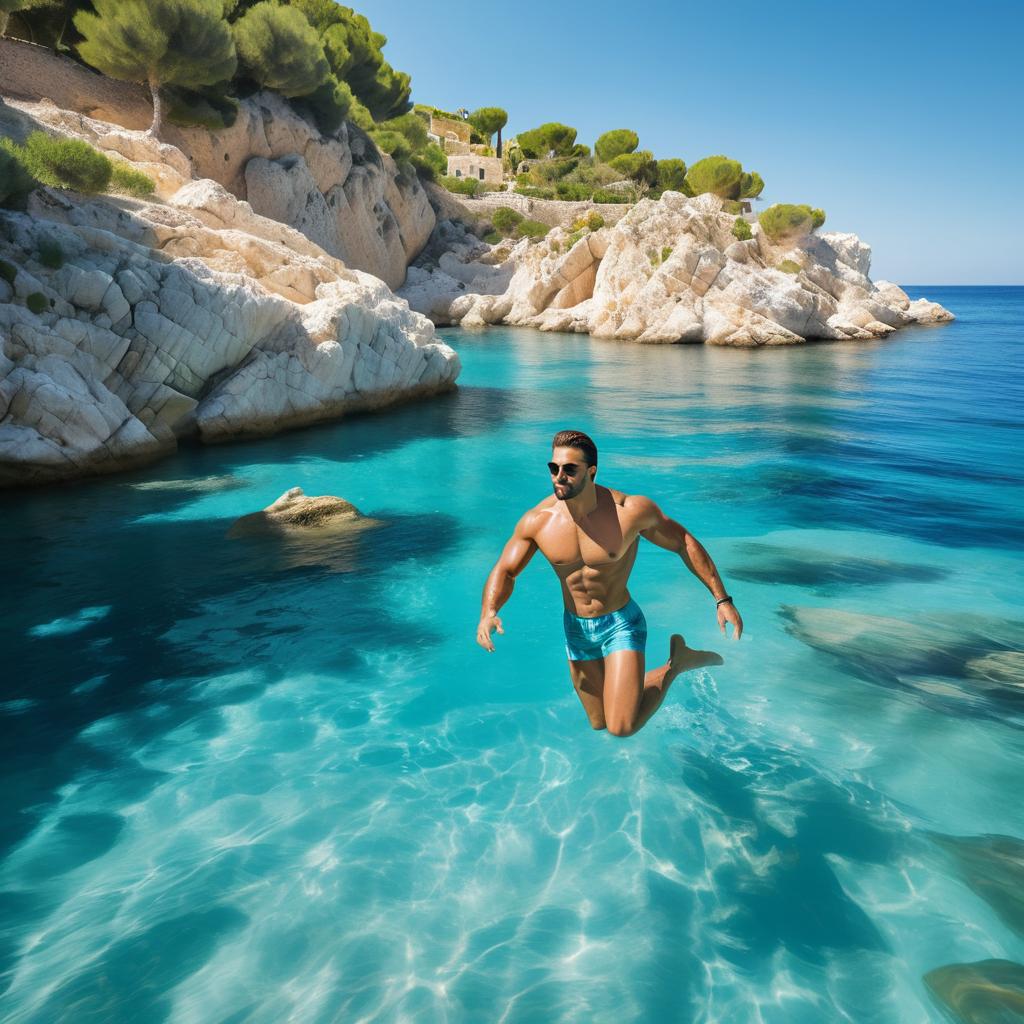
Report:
718,601,743,640
476,613,504,652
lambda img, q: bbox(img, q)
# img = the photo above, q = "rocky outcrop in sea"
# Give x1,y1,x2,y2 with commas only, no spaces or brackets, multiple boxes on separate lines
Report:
401,192,953,344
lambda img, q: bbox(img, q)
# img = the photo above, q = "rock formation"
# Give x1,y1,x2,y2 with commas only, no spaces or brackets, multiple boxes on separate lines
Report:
401,192,954,344
0,39,434,289
229,487,375,535
0,103,459,487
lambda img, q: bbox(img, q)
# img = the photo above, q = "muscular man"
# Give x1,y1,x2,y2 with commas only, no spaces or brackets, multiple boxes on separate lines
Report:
476,429,743,737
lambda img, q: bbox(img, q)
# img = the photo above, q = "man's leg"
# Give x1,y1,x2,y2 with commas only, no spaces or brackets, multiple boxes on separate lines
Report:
568,658,607,730
603,635,724,738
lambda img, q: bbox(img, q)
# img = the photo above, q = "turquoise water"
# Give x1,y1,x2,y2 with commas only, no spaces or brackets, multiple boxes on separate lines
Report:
1,286,1022,1023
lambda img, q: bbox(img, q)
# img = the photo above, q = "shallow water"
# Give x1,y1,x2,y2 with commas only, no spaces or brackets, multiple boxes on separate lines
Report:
1,286,1023,1023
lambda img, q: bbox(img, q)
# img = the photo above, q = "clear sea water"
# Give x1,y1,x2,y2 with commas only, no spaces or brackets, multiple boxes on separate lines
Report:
1,286,1022,1023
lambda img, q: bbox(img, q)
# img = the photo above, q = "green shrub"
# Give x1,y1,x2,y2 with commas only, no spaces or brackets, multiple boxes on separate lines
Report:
586,212,605,231
37,237,63,269
0,142,37,209
19,132,113,193
26,292,48,314
592,188,630,204
566,229,584,248
516,218,549,240
732,217,753,241
0,259,17,284
410,142,447,181
609,150,657,184
491,206,524,235
739,171,764,199
482,230,501,244
594,128,639,163
685,155,743,198
722,199,742,215
437,175,480,197
110,163,156,197
371,129,411,161
555,181,593,201
293,74,353,134
759,203,826,242
778,259,802,274
513,184,555,200
661,246,672,262
656,157,687,193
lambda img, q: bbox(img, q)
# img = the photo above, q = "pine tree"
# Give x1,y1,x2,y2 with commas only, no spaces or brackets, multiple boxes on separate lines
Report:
469,107,508,157
233,1,329,98
74,0,236,137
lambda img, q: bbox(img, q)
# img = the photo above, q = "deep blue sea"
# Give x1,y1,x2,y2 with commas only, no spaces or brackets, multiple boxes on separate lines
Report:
1,286,1022,1023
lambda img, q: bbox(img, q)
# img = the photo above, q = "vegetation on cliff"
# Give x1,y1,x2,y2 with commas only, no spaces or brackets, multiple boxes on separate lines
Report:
5,0,412,137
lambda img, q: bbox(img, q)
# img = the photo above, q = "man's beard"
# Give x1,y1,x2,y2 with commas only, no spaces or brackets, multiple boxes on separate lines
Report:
554,477,586,500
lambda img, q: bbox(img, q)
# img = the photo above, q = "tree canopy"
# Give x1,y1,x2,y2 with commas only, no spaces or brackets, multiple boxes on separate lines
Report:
516,122,577,159
594,129,638,163
759,203,826,242
233,1,328,97
469,107,508,156
74,0,237,136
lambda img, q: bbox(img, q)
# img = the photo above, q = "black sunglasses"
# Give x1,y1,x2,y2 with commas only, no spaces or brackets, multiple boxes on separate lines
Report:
548,462,582,477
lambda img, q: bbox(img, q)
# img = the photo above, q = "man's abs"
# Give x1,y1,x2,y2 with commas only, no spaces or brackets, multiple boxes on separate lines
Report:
554,541,638,617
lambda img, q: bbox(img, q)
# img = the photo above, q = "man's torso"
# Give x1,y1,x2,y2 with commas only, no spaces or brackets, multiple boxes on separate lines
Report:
524,485,650,617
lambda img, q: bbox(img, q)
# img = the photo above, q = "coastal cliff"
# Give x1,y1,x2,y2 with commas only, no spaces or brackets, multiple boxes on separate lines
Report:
0,38,434,290
0,101,459,486
401,193,953,344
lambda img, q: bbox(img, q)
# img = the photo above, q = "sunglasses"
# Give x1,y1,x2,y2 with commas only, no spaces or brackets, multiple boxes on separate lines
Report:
548,462,582,477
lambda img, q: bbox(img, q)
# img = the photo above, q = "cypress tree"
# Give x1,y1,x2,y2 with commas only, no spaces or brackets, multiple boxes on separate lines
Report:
74,0,236,137
233,1,329,98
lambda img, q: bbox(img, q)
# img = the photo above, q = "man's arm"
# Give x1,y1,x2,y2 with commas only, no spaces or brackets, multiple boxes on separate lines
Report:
633,497,743,639
476,512,539,652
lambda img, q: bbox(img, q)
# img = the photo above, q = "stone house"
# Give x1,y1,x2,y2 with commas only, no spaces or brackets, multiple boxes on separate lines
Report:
447,154,503,185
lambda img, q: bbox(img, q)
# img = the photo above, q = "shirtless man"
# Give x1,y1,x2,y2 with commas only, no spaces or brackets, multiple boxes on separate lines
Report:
476,429,743,737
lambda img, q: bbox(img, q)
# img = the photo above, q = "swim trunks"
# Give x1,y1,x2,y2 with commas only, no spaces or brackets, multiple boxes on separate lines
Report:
563,598,647,662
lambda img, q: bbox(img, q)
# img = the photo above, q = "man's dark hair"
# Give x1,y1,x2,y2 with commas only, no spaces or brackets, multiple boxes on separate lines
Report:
552,429,597,467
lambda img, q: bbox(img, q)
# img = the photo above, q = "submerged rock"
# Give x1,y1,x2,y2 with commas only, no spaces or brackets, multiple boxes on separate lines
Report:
229,487,377,535
728,542,946,592
401,192,954,344
923,959,1024,1023
779,606,1024,720
931,834,1024,939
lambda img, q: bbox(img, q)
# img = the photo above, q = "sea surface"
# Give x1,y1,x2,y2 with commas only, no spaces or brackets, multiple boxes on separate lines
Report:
1,286,1022,1023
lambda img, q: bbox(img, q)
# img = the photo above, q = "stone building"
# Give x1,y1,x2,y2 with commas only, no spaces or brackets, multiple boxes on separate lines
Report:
447,154,503,185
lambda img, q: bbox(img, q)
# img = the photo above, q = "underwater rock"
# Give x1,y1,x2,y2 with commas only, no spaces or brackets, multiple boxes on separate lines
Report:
128,475,247,494
923,959,1024,1023
931,834,1024,939
728,542,946,592
779,606,1024,720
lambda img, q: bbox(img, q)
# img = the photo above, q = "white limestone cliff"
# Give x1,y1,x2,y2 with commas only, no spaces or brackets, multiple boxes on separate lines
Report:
0,107,459,487
401,193,954,345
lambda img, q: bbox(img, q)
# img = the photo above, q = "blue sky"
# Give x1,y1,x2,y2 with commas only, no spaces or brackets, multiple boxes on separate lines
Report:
358,0,1022,285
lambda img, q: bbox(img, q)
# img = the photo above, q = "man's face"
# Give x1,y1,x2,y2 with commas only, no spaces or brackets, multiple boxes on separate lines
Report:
549,446,593,500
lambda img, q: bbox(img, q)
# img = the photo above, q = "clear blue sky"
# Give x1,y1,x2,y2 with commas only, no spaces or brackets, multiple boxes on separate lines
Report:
357,0,1022,285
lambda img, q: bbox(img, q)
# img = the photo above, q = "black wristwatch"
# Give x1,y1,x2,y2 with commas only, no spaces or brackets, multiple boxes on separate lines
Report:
715,595,734,607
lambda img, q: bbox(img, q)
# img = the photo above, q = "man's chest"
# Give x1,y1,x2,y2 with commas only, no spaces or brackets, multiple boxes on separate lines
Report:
535,510,641,567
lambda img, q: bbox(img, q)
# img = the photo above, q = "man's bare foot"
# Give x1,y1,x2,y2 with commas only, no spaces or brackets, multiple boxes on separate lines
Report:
669,633,724,674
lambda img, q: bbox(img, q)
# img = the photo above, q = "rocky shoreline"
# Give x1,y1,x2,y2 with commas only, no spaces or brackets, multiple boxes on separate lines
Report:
401,192,953,345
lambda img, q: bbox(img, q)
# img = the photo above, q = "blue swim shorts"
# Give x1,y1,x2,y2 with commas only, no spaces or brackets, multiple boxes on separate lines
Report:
563,598,648,662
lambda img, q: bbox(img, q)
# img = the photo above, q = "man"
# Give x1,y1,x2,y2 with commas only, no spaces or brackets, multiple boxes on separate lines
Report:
476,429,743,737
